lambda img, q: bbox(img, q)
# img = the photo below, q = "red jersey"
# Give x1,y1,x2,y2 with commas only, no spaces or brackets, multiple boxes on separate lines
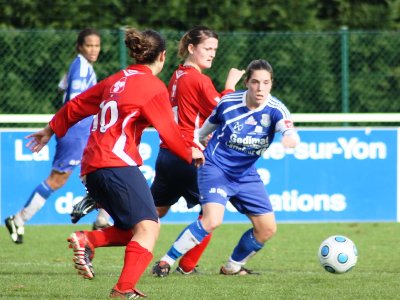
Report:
50,65,192,176
166,64,233,149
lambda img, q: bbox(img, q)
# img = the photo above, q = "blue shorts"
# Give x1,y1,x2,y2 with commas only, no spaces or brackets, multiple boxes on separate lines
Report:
52,136,87,172
198,161,273,215
86,166,158,230
151,148,199,209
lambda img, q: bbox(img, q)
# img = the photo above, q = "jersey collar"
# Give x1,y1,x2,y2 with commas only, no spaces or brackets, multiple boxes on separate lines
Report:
242,91,271,112
126,64,153,74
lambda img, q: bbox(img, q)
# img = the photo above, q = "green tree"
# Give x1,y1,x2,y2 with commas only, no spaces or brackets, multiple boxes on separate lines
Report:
1,0,400,31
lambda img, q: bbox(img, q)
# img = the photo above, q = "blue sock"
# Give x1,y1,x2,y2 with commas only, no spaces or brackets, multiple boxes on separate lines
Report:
231,228,264,263
165,220,209,262
24,181,54,207
15,181,55,224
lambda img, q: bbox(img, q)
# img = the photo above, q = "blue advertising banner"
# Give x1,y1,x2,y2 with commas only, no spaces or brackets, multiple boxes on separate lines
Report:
0,128,398,225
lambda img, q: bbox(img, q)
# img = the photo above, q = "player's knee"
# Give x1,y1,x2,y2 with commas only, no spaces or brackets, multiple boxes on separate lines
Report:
266,225,277,241
47,173,70,190
47,179,66,190
201,218,221,233
255,225,277,243
269,225,277,237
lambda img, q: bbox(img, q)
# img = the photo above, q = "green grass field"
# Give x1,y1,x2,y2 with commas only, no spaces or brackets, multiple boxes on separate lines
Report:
1,222,399,299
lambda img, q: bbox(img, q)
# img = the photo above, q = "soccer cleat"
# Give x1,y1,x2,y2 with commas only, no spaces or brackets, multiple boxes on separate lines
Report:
67,231,95,279
151,261,171,277
109,288,147,299
92,221,112,230
5,216,24,244
219,266,260,275
175,265,200,275
70,193,97,224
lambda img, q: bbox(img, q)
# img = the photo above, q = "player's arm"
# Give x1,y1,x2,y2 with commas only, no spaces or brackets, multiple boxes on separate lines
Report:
50,80,106,138
51,74,67,110
25,124,54,153
143,91,204,165
224,68,245,92
198,99,224,147
198,70,243,116
198,118,218,147
275,119,300,148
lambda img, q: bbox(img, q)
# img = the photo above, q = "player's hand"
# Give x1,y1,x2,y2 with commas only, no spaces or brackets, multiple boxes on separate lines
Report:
281,134,299,148
199,133,213,148
25,124,54,153
192,147,205,167
225,68,245,90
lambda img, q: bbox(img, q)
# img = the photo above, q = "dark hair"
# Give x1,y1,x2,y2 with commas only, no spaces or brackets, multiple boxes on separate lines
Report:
245,59,274,82
125,28,166,64
178,25,218,59
76,28,100,52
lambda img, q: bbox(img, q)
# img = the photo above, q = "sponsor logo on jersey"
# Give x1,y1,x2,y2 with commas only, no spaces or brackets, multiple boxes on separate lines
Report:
175,70,187,79
230,134,269,146
226,134,270,155
123,69,143,76
260,114,271,127
68,159,81,166
208,187,227,198
110,77,127,93
245,116,257,125
255,125,264,133
233,122,243,132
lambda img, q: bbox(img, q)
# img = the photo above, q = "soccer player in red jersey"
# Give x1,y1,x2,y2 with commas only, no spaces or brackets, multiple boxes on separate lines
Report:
151,26,244,277
26,28,204,299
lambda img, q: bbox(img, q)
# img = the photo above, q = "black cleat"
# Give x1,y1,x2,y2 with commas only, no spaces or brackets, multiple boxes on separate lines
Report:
70,194,97,224
151,261,171,278
5,216,24,244
175,265,200,275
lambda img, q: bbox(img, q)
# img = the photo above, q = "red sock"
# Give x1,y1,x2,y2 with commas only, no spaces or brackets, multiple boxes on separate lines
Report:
179,232,212,272
86,226,133,248
115,241,153,291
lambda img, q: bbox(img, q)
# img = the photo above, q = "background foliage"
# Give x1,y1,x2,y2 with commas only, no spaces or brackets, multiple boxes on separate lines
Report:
0,29,399,115
0,0,399,117
1,0,400,31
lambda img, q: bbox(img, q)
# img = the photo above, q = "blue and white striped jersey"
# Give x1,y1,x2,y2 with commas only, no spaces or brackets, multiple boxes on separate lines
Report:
203,90,295,178
58,54,97,139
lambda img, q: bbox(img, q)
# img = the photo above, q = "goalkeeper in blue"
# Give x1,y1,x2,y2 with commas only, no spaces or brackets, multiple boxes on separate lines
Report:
154,59,300,275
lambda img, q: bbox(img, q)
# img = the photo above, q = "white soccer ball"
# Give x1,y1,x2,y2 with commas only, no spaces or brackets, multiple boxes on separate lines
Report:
318,235,358,274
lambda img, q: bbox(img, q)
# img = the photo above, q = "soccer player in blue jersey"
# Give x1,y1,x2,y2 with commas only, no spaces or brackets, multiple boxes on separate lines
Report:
156,59,300,275
5,28,109,244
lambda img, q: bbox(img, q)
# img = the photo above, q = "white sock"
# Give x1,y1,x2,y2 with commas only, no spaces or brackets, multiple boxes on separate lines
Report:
15,193,46,226
160,255,176,266
161,228,202,266
224,258,243,273
94,209,110,226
